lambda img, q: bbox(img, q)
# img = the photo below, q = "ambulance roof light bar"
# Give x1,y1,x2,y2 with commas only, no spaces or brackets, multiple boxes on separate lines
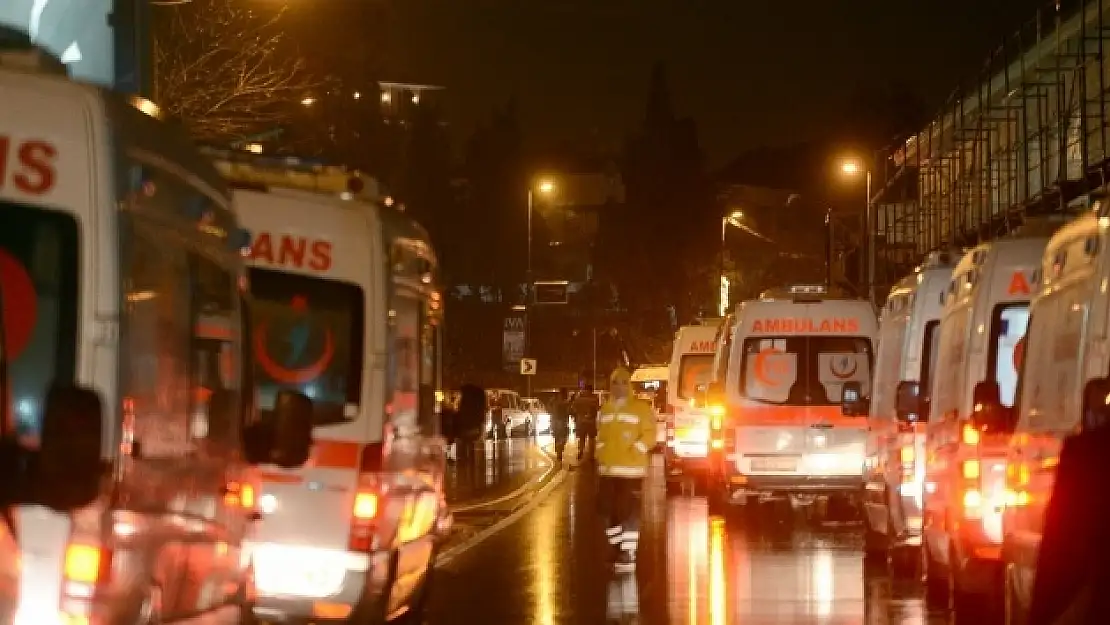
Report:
200,146,382,202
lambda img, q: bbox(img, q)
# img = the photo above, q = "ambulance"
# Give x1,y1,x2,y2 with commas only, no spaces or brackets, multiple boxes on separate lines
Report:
704,285,877,508
863,251,956,566
211,149,451,624
1002,209,1107,624
665,322,723,482
1,43,312,625
630,364,668,448
921,233,1049,613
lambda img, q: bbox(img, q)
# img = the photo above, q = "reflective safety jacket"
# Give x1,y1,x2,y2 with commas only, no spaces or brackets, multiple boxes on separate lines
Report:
596,397,656,478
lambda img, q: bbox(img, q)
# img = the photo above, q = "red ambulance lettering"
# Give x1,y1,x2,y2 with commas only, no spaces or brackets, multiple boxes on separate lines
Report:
251,233,333,271
751,317,860,333
689,340,716,353
0,137,57,195
1007,270,1032,296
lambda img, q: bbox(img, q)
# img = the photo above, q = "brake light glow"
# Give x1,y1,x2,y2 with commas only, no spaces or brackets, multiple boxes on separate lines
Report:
64,544,102,585
962,459,980,480
899,446,914,464
354,492,379,520
962,424,981,445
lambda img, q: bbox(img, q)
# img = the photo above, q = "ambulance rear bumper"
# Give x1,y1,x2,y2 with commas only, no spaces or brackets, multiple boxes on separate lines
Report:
727,473,863,495
251,547,392,624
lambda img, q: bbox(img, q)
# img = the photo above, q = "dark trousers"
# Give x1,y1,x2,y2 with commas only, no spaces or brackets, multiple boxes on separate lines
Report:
553,427,569,459
598,476,641,556
577,424,597,459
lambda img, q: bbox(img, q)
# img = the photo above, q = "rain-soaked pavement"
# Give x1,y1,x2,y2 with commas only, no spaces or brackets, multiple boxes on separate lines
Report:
443,436,552,506
429,453,973,625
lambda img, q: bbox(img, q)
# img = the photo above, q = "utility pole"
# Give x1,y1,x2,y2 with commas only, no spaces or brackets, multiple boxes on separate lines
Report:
525,188,534,398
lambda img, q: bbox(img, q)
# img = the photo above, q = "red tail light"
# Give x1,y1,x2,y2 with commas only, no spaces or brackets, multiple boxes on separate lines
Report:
349,442,385,551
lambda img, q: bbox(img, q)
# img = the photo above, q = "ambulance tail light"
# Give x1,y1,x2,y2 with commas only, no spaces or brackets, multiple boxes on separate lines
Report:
349,442,385,552
349,489,381,551
61,541,112,621
709,406,726,450
961,423,981,446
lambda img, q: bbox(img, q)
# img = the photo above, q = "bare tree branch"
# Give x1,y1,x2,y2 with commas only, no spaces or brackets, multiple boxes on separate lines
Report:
153,0,315,142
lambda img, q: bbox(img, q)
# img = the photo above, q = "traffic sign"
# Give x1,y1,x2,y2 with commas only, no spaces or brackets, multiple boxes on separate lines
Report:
520,358,537,375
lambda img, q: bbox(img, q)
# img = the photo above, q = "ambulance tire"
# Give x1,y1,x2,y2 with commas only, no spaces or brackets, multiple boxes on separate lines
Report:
922,542,949,609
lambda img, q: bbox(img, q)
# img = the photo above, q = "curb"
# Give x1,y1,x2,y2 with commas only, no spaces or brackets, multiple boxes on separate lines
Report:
434,461,570,570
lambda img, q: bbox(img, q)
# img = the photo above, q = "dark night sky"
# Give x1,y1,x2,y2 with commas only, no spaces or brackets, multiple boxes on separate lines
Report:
296,0,1048,166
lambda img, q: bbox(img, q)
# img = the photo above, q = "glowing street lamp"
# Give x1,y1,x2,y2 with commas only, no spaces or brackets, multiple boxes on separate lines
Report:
524,177,558,396
839,156,875,306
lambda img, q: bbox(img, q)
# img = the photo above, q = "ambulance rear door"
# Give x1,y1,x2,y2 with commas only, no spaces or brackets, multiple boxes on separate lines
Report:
731,302,875,476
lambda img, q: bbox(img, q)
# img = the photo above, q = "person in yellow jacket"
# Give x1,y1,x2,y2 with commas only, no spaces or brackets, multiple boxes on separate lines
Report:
596,366,656,570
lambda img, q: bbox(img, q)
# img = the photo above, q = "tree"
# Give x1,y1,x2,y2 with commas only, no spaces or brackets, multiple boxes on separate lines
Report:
152,0,313,142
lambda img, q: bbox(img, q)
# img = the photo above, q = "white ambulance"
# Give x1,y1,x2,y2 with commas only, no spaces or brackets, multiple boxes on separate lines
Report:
705,285,877,508
211,151,450,624
862,251,956,566
630,364,668,448
665,322,722,482
1,44,312,625
922,233,1049,613
1002,209,1107,624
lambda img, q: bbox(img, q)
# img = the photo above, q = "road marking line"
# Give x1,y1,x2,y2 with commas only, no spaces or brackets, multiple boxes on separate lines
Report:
435,463,569,570
448,442,558,513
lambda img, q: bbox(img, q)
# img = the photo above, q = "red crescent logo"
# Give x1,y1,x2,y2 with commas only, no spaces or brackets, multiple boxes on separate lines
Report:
830,355,859,380
0,248,38,360
1013,335,1025,371
254,322,335,385
754,349,789,387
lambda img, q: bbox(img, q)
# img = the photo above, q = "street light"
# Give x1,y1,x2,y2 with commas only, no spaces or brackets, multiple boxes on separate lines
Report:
525,177,557,397
839,156,875,306
719,209,745,316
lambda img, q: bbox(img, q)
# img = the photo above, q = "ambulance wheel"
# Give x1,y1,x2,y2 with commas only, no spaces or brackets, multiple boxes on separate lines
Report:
922,542,949,608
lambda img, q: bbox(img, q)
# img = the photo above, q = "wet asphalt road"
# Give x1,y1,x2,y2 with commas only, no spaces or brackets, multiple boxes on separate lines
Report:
443,437,551,506
429,451,975,625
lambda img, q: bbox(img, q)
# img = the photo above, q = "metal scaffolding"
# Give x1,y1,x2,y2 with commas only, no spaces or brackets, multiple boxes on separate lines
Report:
872,0,1110,290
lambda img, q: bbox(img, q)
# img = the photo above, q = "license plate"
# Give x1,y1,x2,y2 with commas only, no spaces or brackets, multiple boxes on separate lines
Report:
750,456,798,472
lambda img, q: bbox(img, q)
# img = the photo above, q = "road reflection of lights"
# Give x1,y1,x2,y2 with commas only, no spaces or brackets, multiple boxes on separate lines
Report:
813,550,834,618
709,516,726,625
534,505,555,625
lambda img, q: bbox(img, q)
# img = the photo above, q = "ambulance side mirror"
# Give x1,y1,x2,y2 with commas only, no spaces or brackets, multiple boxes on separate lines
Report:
841,381,869,416
270,390,314,468
971,380,1013,432
29,385,105,511
1081,377,1110,431
895,380,924,423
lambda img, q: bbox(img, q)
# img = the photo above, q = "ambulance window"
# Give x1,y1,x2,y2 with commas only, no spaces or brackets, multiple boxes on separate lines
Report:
920,320,940,400
249,268,365,427
188,253,242,452
0,202,79,441
677,354,714,400
988,303,1030,407
739,336,872,406
121,216,194,458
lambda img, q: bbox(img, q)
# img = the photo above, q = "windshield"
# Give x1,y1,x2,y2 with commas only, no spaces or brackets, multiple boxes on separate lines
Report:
249,267,365,427
677,355,713,400
739,335,872,406
990,303,1029,407
0,201,79,440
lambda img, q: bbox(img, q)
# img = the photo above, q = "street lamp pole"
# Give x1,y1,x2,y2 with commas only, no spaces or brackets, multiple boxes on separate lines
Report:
525,189,533,398
865,169,875,307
